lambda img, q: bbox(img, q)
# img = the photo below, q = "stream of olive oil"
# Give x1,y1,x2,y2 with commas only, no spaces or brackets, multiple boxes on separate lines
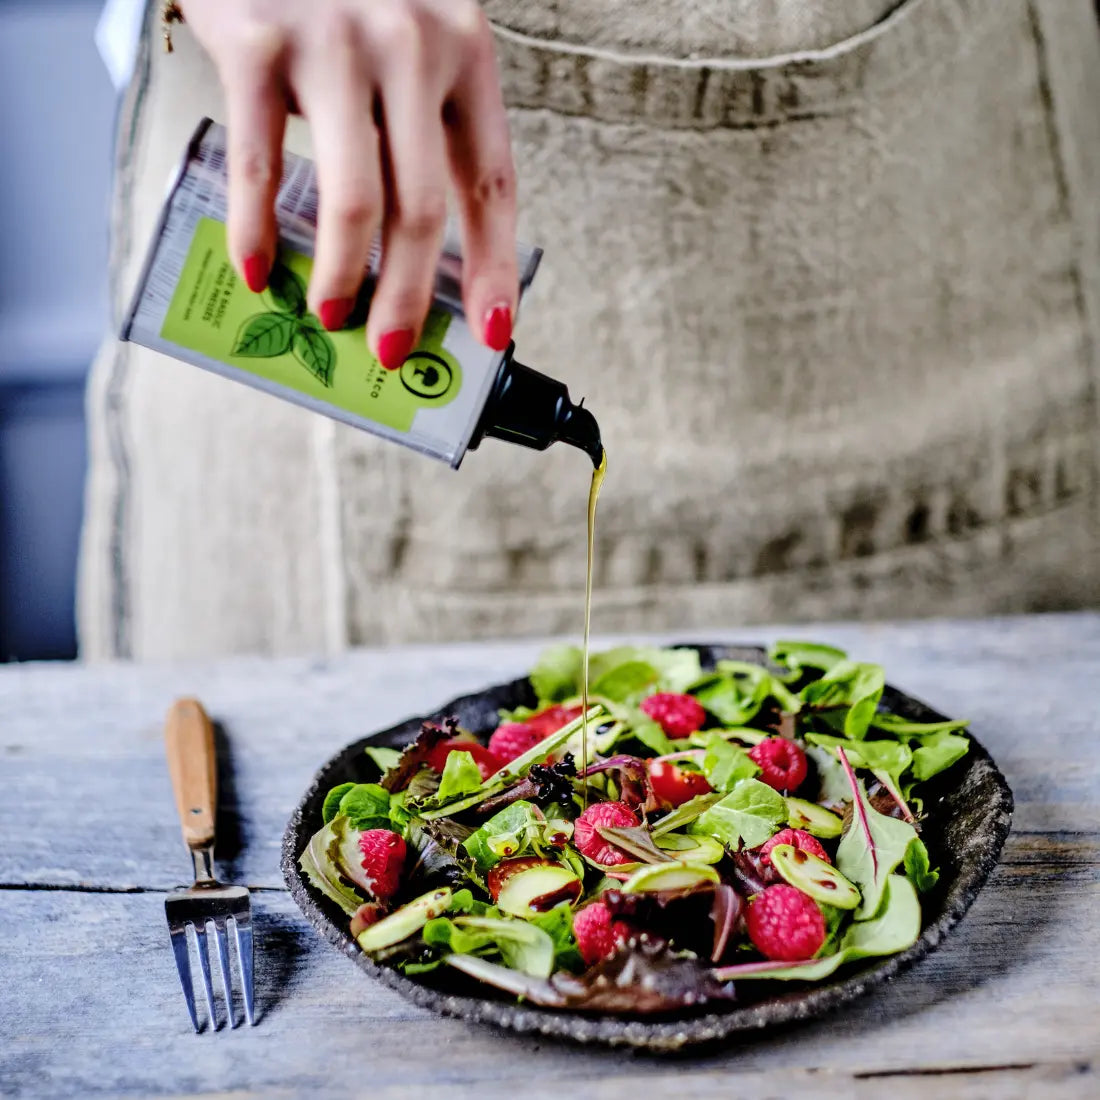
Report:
580,449,607,806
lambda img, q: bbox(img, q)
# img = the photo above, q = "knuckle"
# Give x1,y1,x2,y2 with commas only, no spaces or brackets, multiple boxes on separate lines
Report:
233,144,280,191
235,19,286,68
445,1,491,48
394,190,447,240
330,192,380,231
315,8,360,56
371,8,421,57
470,163,516,207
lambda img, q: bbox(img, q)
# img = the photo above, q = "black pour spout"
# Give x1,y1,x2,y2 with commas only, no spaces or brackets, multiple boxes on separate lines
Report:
468,346,603,468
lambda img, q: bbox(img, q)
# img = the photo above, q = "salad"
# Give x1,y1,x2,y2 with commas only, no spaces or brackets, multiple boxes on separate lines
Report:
300,642,971,1014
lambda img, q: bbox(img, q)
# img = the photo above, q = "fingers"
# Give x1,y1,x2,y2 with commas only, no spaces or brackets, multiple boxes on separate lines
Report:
368,32,449,368
221,32,289,293
444,14,518,351
294,18,384,333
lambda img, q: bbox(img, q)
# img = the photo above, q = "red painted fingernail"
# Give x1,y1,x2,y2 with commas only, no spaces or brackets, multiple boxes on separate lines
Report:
319,298,354,332
484,303,513,351
377,328,415,370
242,254,269,294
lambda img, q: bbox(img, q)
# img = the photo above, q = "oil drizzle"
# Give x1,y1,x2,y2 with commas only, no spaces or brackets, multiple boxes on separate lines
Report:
580,449,607,806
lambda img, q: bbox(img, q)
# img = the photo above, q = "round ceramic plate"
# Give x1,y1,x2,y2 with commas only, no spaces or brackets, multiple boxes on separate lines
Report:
281,644,1013,1051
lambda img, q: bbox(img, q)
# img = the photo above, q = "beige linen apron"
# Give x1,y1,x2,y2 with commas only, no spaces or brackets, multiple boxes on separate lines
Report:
79,0,1100,660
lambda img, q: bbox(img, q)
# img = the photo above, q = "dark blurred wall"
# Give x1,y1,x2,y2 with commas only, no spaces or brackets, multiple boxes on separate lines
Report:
0,0,116,660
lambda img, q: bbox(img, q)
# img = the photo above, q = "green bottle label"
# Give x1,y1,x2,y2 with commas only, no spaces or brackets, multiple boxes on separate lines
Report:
159,217,462,433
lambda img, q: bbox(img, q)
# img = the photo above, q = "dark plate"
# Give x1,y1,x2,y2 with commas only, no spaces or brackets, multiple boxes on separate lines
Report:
281,644,1013,1051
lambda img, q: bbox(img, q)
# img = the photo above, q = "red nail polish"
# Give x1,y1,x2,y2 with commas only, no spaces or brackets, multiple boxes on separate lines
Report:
484,304,513,351
377,328,415,370
242,254,269,294
319,298,354,332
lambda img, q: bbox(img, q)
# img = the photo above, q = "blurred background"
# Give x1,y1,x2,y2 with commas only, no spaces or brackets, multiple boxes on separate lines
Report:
0,0,115,660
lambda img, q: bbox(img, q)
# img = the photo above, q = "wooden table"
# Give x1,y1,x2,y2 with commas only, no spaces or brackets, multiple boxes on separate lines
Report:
1,615,1098,1098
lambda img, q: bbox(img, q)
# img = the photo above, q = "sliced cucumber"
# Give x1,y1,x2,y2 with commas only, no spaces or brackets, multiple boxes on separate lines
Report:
785,797,844,838
769,844,860,909
621,862,719,893
496,864,582,919
655,833,725,865
357,888,453,952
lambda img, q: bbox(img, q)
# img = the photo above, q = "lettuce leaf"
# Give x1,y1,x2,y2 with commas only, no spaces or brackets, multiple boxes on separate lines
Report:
911,731,970,781
437,750,482,801
321,782,355,825
701,734,760,792
461,801,540,871
767,641,848,678
299,818,365,916
688,778,787,850
423,915,556,978
801,661,885,739
337,783,392,831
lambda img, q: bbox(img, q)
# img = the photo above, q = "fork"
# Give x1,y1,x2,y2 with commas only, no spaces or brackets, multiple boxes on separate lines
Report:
164,698,255,1031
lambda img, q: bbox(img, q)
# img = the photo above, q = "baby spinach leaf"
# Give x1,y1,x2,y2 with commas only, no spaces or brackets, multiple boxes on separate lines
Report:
689,778,787,850
337,783,392,831
650,792,723,837
767,641,848,678
911,731,970,781
805,733,912,793
461,801,539,871
364,746,402,774
871,712,970,738
801,661,885,739
835,749,919,918
904,837,939,893
530,645,584,703
702,734,760,792
530,906,585,972
437,749,482,801
618,705,677,757
424,915,556,978
589,646,702,694
591,660,661,704
321,782,355,825
805,746,852,806
713,874,922,982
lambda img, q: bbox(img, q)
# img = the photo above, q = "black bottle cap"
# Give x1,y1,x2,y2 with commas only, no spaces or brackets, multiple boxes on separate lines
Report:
468,347,603,468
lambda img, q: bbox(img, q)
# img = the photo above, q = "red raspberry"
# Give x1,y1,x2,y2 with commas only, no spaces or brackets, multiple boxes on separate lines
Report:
526,704,583,738
357,829,407,901
640,693,707,738
758,828,830,867
571,902,633,966
427,738,503,780
488,723,544,763
749,737,808,792
573,801,640,865
649,757,713,807
747,885,826,961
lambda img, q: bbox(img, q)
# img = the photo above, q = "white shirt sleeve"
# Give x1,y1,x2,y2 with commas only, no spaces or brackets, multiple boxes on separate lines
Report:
96,0,147,91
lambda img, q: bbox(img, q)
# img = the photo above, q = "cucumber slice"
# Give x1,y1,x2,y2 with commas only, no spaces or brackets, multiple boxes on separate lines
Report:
357,888,453,952
495,864,582,919
621,862,719,893
785,797,844,838
655,833,725,865
769,844,860,909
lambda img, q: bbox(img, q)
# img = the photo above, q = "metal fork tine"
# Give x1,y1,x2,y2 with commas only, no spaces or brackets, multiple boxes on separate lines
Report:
192,923,218,1030
169,924,200,1033
212,919,236,1029
233,914,256,1026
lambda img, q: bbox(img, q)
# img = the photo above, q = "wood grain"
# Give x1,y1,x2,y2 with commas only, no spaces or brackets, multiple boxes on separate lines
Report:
1,614,1098,1097
163,698,217,850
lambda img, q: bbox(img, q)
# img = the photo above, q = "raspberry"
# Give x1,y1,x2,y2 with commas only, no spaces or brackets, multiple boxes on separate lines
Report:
488,704,583,764
746,884,826,961
649,757,713,807
573,801,640,865
357,829,407,901
571,901,633,966
749,737,808,792
758,828,830,867
640,693,707,738
488,723,544,764
427,738,503,780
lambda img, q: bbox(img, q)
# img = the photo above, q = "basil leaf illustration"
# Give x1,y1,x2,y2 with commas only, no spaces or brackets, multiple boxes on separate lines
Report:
293,321,336,386
264,260,307,316
233,312,296,357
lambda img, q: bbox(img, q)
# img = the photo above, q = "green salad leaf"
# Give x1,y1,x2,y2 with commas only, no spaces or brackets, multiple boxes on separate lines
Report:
701,734,760,792
528,645,701,706
299,818,365,916
911,731,970,781
904,837,939,893
423,915,556,978
322,782,355,825
689,778,787,849
461,801,540,871
365,746,402,773
835,750,921,918
529,645,584,703
767,641,848,678
337,783,392,831
801,661,885,739
870,712,970,738
804,733,912,793
437,750,482,801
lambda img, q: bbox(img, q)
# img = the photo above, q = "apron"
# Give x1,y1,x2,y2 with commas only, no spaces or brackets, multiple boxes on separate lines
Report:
79,0,1100,660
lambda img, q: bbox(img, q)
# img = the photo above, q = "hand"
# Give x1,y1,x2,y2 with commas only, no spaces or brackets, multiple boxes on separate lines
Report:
180,0,518,366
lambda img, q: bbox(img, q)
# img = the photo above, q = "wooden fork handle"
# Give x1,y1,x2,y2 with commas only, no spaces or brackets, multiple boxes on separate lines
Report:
165,698,217,850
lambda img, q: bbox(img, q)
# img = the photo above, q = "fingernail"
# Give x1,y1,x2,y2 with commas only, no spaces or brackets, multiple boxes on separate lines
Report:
242,254,269,294
377,328,415,370
319,298,354,331
484,303,513,351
